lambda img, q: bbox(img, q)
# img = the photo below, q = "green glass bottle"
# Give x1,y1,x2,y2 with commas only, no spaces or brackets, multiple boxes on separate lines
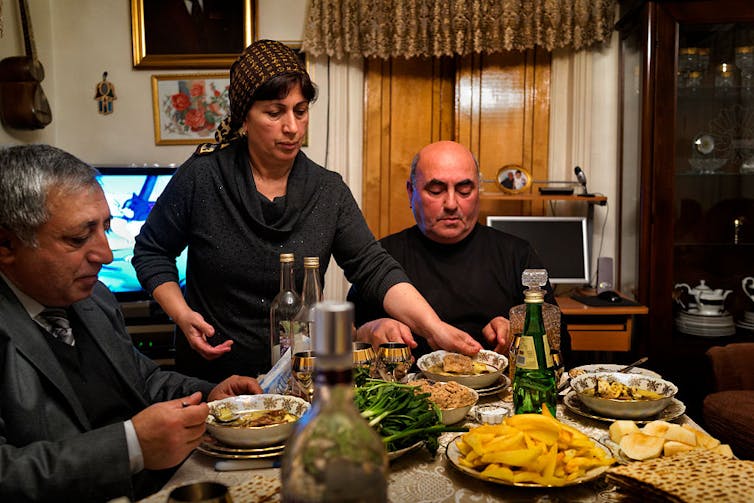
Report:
512,269,557,416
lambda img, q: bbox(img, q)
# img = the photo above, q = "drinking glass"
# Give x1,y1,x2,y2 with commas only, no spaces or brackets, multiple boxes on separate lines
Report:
290,350,316,403
352,342,375,385
375,342,412,382
168,482,232,503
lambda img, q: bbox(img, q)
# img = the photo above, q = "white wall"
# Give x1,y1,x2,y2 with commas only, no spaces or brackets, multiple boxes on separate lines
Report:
0,0,320,166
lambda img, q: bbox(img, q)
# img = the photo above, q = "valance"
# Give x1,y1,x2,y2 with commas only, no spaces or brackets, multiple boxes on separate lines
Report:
302,0,616,59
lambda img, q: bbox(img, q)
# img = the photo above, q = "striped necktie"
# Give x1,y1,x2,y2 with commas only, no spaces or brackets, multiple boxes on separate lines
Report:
38,307,75,346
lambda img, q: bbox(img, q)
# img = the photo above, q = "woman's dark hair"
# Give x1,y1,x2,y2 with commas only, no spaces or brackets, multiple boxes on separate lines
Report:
252,71,318,105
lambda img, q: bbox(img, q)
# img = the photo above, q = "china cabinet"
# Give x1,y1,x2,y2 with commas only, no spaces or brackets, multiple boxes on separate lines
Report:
617,0,754,420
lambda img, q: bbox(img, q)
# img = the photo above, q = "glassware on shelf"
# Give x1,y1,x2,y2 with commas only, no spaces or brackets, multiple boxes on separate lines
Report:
697,48,710,72
737,46,754,96
678,47,699,73
735,45,754,72
714,62,738,94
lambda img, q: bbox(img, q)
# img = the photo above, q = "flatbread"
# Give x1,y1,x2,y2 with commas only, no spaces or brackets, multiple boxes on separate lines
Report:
607,449,754,503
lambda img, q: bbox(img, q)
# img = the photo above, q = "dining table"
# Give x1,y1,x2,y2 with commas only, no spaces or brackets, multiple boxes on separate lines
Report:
137,387,702,503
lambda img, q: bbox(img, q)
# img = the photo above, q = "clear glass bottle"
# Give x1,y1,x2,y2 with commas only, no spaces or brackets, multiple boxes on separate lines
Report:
291,256,323,355
270,253,301,367
281,301,388,503
512,269,557,416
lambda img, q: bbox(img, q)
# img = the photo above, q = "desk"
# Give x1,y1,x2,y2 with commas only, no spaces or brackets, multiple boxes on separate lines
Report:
556,295,648,353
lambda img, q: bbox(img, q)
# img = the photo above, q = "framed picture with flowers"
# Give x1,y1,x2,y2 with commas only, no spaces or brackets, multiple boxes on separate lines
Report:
151,73,230,145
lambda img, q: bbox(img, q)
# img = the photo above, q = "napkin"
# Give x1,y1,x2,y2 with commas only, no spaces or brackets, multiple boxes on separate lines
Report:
259,349,292,395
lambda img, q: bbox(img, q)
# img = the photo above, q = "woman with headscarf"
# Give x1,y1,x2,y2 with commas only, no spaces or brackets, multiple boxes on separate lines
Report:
132,40,480,382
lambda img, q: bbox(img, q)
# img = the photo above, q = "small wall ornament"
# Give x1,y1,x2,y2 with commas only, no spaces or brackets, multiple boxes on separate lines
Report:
94,71,116,115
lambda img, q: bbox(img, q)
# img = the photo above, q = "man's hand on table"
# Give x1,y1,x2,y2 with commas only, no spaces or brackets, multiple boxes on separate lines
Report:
482,316,512,355
208,375,262,401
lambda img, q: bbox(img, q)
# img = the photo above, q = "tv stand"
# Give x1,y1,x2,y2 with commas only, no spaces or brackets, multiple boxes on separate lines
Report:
120,300,175,367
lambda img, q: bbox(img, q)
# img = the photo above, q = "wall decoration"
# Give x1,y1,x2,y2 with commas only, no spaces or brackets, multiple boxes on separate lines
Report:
131,0,255,69
151,73,229,145
94,72,116,115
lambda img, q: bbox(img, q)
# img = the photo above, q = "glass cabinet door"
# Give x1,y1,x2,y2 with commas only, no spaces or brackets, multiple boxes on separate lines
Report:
673,23,754,332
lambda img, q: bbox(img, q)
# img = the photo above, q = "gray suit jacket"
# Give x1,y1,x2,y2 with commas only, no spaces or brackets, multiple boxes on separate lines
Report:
0,279,215,502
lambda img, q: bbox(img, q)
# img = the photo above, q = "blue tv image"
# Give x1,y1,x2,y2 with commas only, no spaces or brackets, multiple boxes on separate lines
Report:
96,166,187,301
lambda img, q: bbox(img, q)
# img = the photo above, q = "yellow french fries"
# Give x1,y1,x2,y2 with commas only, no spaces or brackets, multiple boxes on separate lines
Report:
455,410,614,486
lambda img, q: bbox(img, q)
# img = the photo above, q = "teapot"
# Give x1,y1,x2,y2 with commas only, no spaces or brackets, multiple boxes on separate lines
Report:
674,280,732,315
743,277,754,305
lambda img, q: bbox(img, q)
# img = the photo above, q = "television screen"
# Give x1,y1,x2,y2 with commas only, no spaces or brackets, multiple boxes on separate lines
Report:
486,216,590,285
96,166,187,301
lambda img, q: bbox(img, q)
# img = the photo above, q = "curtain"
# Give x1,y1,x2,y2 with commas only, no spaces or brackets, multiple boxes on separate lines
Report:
302,0,616,59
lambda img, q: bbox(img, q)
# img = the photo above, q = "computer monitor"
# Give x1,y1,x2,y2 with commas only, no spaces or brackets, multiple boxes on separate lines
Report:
96,166,187,301
486,216,590,285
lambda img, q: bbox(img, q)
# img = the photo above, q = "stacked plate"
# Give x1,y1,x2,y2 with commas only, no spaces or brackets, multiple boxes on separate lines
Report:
736,311,754,333
197,436,284,459
674,309,736,337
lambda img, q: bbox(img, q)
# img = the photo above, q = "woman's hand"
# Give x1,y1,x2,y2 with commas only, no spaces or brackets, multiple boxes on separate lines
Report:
174,309,233,360
355,318,417,349
423,321,482,356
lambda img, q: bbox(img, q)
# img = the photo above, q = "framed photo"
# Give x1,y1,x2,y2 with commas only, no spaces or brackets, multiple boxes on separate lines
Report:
151,73,230,145
131,0,255,69
497,165,532,194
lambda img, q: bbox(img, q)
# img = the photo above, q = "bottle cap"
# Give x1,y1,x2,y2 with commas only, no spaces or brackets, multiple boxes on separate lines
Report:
280,253,294,263
304,256,320,268
314,301,353,356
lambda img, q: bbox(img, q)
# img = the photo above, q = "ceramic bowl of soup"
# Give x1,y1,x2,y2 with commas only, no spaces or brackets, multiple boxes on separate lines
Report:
206,394,310,447
416,350,507,389
570,372,677,419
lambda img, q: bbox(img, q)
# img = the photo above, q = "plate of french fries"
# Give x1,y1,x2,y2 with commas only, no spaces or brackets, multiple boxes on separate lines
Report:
447,409,615,487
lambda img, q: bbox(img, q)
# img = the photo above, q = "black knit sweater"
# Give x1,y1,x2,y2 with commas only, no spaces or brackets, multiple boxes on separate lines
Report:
133,140,408,381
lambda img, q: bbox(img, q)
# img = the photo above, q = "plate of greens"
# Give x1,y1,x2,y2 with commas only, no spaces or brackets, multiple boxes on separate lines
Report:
355,379,467,457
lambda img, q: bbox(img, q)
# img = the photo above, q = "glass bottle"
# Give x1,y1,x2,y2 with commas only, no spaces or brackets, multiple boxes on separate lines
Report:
512,269,557,416
270,253,301,366
291,256,323,355
281,301,388,503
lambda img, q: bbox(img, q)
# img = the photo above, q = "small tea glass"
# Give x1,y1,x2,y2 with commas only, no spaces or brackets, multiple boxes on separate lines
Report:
352,342,375,385
289,350,316,403
375,342,412,382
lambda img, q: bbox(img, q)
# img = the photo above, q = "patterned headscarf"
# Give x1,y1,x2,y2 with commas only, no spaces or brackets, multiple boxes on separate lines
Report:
213,40,306,145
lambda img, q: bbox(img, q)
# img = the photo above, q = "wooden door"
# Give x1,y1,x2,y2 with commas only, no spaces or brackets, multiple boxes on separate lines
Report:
363,50,551,238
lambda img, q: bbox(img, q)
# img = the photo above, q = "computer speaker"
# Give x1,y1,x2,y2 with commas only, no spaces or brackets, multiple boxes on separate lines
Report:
596,257,614,294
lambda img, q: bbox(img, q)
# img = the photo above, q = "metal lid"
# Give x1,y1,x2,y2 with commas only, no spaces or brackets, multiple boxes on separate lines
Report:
303,256,320,268
313,301,353,356
524,289,545,303
279,253,294,263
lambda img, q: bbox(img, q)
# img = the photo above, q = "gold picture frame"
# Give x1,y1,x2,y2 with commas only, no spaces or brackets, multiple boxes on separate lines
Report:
151,73,230,145
131,0,255,69
497,165,532,194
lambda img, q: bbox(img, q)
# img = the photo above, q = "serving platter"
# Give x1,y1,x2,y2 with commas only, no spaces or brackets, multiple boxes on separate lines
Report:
196,436,285,459
445,435,612,487
563,391,686,425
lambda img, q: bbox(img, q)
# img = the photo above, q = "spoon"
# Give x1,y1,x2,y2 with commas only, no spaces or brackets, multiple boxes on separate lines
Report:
209,403,239,423
617,356,648,374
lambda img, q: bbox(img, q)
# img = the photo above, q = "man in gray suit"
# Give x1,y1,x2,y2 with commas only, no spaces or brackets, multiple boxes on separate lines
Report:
0,144,262,502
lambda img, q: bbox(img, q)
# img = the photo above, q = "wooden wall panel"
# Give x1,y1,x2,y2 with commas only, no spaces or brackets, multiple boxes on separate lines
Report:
363,57,455,237
364,50,550,238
